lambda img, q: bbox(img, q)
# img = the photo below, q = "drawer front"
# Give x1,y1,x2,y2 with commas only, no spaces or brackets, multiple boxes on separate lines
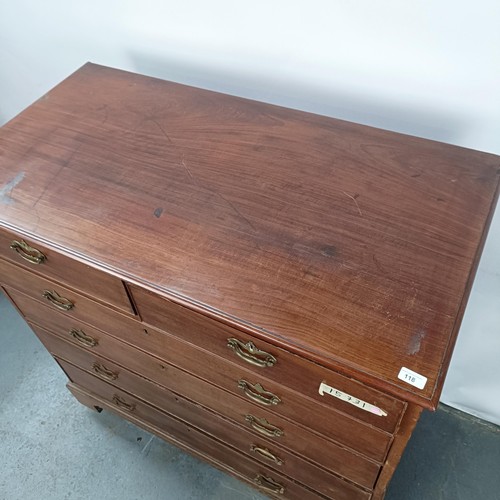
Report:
129,285,404,433
59,358,373,499
41,328,379,489
16,292,392,463
6,285,149,345
67,385,329,500
0,243,133,315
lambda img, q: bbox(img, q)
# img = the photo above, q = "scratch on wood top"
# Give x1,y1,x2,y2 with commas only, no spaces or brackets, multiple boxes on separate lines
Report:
151,118,173,144
342,191,363,216
181,156,196,184
0,172,25,205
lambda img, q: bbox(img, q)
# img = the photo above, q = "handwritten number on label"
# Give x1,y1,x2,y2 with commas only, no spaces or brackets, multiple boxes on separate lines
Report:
318,382,388,417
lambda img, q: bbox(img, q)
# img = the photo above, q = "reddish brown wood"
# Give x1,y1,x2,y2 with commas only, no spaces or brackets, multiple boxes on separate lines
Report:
131,283,405,432
5,280,152,346
67,383,335,500
60,358,372,498
0,227,134,314
13,276,403,433
1,64,499,498
28,318,391,463
0,63,498,407
46,323,381,488
0,254,134,320
65,383,104,413
372,403,423,500
24,306,379,488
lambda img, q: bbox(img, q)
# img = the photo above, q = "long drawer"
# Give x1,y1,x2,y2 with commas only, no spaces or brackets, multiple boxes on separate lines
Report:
129,284,404,433
27,317,385,486
1,256,400,437
11,286,392,463
58,357,372,500
42,323,379,488
0,231,134,315
67,383,331,500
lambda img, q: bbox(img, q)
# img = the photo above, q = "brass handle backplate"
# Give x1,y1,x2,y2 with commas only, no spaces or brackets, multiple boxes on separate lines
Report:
112,394,135,412
254,475,285,495
250,444,283,465
245,415,284,438
69,328,98,347
92,362,118,381
42,290,74,311
10,239,46,264
227,338,277,368
238,380,281,406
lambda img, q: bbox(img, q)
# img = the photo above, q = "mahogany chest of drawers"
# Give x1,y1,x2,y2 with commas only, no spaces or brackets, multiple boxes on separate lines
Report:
1,63,499,499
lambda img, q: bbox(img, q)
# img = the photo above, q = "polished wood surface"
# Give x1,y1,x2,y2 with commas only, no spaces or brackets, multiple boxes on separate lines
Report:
67,383,335,500
1,63,498,407
28,318,392,462
0,227,134,314
17,278,404,434
2,63,499,498
131,284,404,432
0,257,137,324
59,359,373,499
30,314,379,488
11,284,395,438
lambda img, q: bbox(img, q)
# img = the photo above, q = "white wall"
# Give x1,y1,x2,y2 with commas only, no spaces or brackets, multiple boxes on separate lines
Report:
1,1,499,423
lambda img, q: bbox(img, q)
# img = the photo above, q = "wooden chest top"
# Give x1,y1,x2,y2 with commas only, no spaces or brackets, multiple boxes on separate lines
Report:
1,63,498,408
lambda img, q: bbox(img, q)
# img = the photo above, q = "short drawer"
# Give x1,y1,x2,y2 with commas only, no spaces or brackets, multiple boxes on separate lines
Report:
59,358,373,499
6,285,148,346
35,325,379,489
130,284,404,433
69,384,367,500
0,240,133,315
22,303,391,463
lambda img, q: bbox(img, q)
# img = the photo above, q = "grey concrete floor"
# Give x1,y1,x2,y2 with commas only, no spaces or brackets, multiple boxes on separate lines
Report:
1,292,499,500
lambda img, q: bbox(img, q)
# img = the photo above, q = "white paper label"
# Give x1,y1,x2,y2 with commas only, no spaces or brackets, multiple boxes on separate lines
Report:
398,367,427,389
318,382,387,417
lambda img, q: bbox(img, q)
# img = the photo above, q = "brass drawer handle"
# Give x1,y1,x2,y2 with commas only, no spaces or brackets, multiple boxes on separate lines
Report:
227,338,276,368
10,239,46,264
250,444,283,466
42,290,74,311
254,475,285,495
69,328,98,347
92,362,118,381
112,394,135,412
238,380,281,406
245,415,284,438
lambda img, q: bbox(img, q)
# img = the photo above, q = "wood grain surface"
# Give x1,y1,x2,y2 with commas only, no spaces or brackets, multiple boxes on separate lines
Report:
12,283,404,434
0,227,134,314
58,358,375,497
27,317,392,462
66,383,342,500
30,316,380,487
1,63,499,408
